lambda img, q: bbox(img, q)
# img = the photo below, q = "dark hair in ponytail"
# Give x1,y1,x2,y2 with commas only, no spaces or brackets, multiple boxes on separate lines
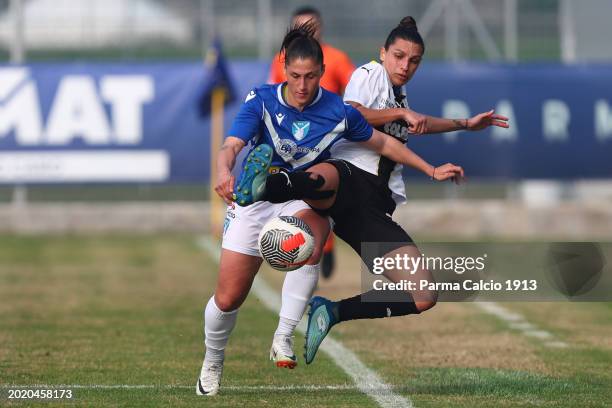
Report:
384,16,425,53
279,21,324,69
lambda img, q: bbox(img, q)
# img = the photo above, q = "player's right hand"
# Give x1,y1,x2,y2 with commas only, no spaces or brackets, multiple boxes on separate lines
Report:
215,171,235,205
433,163,465,185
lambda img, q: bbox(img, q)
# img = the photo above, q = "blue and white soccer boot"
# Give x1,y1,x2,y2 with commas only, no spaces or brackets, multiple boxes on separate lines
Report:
233,144,273,206
270,334,297,369
304,296,338,364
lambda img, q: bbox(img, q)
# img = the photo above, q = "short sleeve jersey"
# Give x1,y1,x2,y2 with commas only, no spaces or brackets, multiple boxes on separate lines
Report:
330,60,411,204
229,84,372,172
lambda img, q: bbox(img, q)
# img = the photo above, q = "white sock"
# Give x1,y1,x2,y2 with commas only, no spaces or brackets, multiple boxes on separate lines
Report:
203,296,238,364
274,316,299,337
278,263,320,329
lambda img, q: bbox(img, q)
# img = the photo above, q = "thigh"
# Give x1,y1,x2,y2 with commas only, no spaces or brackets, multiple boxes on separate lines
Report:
215,248,263,311
334,203,413,271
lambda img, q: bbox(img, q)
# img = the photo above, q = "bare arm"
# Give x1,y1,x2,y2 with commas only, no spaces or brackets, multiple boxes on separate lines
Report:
348,101,509,135
347,102,408,127
215,136,246,204
425,110,510,133
360,129,464,182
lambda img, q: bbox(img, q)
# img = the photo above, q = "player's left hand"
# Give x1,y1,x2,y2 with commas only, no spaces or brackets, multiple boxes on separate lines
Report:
467,110,509,131
405,109,428,134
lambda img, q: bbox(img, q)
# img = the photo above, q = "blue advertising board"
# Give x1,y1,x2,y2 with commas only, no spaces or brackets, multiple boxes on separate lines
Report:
0,61,267,184
404,63,612,179
0,61,610,183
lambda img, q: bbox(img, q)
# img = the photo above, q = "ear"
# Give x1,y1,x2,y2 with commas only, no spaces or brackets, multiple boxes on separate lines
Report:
320,63,326,76
379,47,386,62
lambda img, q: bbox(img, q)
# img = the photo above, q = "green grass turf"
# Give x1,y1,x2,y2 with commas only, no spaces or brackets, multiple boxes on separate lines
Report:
1,235,611,407
0,235,374,407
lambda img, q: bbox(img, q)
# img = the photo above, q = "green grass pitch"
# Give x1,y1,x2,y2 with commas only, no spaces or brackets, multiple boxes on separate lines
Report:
1,235,611,407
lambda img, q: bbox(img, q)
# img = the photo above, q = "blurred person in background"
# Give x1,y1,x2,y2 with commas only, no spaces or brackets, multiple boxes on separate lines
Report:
269,6,356,279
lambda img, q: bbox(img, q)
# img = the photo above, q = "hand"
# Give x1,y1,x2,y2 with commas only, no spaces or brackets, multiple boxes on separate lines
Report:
432,163,465,185
404,109,428,134
467,109,509,131
215,170,235,205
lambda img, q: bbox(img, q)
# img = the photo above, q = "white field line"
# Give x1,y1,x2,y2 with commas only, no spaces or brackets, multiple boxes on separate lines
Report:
0,384,362,391
474,302,568,348
197,236,413,408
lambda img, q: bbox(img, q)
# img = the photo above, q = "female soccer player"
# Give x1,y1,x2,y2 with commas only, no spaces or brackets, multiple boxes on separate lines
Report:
260,16,509,364
197,22,462,396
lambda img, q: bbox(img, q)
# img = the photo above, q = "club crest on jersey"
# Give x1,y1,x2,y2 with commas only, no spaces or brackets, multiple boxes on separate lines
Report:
292,121,310,141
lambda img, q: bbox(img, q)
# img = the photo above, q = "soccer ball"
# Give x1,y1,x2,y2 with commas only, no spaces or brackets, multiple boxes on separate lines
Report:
258,216,315,272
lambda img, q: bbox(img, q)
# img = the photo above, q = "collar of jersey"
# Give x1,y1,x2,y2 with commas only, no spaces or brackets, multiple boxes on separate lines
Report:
276,83,323,110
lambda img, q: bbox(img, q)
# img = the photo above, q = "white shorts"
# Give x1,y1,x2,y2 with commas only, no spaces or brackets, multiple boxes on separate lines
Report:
221,200,311,257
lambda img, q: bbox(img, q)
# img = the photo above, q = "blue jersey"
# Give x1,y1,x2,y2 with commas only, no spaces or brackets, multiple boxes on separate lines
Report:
228,84,373,171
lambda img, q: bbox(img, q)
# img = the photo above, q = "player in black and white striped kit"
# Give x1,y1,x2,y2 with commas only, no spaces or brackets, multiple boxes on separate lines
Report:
261,16,510,364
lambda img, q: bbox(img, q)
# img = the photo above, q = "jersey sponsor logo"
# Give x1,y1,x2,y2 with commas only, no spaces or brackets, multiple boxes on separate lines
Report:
244,90,256,103
292,121,310,141
275,113,285,125
383,120,410,141
277,138,320,160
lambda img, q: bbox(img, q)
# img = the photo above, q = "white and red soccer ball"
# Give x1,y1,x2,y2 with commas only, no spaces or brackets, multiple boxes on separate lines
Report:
258,216,315,272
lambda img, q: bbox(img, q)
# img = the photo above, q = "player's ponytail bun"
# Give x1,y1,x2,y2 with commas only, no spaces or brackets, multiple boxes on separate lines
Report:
384,15,425,52
398,16,418,30
280,21,324,69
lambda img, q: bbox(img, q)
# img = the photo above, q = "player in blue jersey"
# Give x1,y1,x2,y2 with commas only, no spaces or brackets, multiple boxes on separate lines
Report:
197,22,464,396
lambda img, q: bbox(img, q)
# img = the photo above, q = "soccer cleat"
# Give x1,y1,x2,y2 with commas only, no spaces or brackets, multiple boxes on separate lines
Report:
233,144,273,206
270,335,297,369
304,296,338,364
196,360,224,396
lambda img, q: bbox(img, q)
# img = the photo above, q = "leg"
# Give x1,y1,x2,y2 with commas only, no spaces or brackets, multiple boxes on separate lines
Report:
334,212,437,321
305,197,436,364
261,162,341,210
271,205,330,368
198,249,262,395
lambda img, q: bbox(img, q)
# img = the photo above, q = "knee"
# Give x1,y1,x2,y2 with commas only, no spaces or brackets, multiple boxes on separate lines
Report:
415,290,438,313
214,293,241,312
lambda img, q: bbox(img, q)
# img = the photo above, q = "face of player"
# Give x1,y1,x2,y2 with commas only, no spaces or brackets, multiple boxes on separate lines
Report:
292,14,322,41
380,38,423,86
284,57,325,110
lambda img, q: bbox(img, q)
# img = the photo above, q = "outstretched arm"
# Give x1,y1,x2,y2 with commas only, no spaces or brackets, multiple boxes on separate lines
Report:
215,136,246,204
425,109,509,133
348,101,509,135
360,129,464,183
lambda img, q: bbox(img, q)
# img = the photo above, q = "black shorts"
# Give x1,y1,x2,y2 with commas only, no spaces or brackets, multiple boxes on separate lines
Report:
322,159,414,272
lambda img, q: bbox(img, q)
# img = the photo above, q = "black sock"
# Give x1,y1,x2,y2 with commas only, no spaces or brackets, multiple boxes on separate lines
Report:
263,171,333,203
337,290,420,322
